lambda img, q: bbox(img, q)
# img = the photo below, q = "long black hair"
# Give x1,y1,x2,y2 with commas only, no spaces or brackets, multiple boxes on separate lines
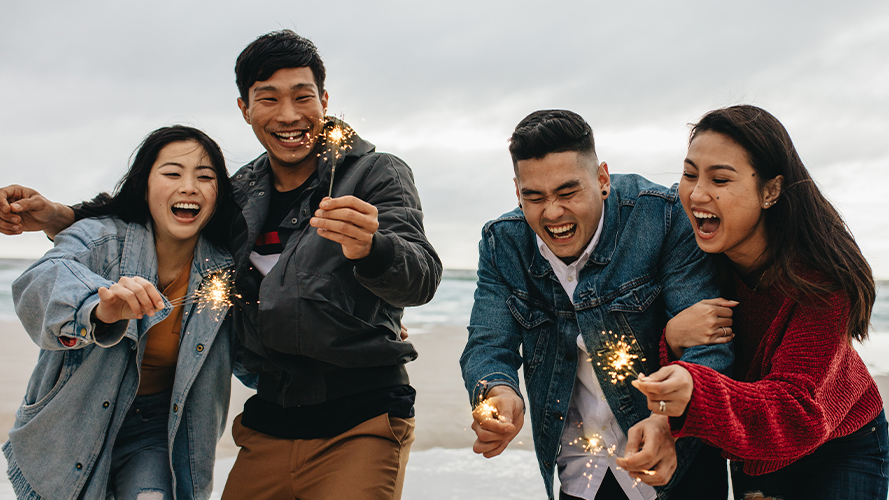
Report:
78,125,233,248
691,105,875,341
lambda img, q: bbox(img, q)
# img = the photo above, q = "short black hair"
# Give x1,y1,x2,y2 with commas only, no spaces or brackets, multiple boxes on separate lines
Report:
508,110,597,170
235,30,326,105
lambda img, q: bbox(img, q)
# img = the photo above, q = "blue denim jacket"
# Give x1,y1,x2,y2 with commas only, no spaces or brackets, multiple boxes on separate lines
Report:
4,217,239,500
460,174,733,499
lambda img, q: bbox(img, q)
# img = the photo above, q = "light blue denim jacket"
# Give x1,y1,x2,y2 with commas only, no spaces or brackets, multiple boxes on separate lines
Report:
460,174,733,499
3,217,239,500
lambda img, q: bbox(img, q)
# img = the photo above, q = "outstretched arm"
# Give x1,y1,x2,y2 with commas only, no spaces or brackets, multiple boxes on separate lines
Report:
0,184,75,238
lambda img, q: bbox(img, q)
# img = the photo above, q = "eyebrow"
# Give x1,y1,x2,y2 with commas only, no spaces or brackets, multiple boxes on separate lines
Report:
253,82,317,94
683,158,737,172
520,180,582,196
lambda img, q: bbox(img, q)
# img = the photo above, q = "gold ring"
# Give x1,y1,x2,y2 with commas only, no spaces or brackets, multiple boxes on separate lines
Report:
658,400,666,412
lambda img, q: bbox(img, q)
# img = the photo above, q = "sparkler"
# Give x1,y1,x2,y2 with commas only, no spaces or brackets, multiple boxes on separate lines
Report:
474,399,501,421
322,115,355,197
167,269,239,313
595,330,647,384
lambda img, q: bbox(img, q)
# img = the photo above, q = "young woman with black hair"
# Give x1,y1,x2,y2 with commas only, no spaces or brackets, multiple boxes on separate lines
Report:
634,105,888,499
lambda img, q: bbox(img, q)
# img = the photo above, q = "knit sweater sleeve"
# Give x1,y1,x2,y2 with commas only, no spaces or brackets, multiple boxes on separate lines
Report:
670,291,880,466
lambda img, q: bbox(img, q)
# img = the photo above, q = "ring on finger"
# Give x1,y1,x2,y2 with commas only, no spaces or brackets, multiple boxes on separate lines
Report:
720,326,728,337
658,400,666,412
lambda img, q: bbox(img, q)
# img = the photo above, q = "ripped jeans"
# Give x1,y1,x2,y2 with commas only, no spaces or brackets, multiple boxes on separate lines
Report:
109,391,174,499
731,409,889,500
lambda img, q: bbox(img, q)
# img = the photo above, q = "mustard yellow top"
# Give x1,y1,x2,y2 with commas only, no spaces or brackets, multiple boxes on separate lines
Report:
137,262,190,396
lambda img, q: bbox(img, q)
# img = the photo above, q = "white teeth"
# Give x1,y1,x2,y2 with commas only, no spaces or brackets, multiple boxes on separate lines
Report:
548,224,574,234
693,211,718,219
173,203,200,210
274,131,307,141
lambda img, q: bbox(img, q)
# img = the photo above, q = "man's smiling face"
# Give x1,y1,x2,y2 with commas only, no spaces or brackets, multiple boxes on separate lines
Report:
515,150,609,263
237,66,329,172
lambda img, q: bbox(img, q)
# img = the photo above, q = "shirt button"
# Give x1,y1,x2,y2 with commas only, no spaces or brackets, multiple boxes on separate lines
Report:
601,425,608,431
80,328,87,336
600,395,607,401
567,276,573,282
196,344,204,352
173,404,179,413
291,218,298,224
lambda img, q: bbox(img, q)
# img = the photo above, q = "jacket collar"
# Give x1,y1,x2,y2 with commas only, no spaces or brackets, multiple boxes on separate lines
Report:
119,221,233,283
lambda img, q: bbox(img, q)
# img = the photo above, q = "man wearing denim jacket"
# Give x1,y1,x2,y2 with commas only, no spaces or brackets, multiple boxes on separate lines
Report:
460,110,733,500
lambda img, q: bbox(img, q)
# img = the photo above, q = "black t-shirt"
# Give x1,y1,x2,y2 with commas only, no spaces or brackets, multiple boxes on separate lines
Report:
241,172,415,439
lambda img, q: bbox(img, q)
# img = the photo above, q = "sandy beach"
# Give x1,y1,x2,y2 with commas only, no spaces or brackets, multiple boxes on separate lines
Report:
0,322,536,457
1,319,888,499
3,320,888,454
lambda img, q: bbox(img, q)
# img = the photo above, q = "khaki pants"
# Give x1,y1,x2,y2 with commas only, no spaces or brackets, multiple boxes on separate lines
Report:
221,413,415,500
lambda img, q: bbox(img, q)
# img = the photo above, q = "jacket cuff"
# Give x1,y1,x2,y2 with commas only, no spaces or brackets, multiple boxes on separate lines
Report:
351,232,395,279
78,294,128,348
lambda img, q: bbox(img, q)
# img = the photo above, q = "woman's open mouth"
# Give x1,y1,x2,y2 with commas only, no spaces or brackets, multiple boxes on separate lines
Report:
546,223,577,240
172,202,201,221
693,210,720,236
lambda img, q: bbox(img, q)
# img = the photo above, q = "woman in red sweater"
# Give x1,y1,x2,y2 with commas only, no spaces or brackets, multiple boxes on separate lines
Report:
633,105,888,499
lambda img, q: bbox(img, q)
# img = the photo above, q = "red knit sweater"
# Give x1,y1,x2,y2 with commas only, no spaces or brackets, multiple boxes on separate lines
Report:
663,275,883,475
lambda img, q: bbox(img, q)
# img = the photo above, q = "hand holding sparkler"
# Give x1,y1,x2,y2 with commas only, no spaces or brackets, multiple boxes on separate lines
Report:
615,414,677,486
631,365,694,417
310,196,379,260
94,276,165,323
470,386,525,458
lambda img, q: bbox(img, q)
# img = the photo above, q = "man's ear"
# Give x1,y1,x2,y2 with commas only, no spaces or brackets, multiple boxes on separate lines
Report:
237,97,251,125
762,175,783,207
597,161,611,199
321,90,329,114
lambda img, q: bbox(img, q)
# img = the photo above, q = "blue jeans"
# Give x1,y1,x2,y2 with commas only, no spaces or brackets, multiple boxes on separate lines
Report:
109,391,174,499
731,409,889,500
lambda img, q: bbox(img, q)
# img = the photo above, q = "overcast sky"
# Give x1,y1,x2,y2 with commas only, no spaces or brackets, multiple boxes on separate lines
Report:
1,1,887,277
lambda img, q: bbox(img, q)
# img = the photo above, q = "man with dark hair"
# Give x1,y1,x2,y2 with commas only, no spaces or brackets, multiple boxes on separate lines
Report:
0,29,440,500
460,110,732,499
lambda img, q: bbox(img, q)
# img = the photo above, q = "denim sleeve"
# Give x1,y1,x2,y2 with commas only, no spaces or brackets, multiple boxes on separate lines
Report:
658,196,734,375
459,228,525,408
12,222,127,351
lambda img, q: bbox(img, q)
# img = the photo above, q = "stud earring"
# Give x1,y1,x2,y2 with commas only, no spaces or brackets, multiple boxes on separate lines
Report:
764,201,772,208
601,190,607,196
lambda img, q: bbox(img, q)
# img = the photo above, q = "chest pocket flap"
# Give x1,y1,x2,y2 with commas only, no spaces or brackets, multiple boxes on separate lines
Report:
608,278,662,313
507,293,552,329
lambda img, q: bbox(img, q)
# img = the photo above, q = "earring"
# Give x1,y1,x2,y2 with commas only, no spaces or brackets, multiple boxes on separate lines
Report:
763,201,772,208
601,190,607,196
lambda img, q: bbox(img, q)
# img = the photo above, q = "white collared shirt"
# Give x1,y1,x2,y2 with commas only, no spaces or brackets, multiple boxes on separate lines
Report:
536,209,655,500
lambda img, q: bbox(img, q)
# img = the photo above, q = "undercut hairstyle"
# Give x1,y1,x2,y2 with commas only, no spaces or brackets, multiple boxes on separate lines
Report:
77,126,234,248
235,30,326,105
508,110,597,174
691,105,875,342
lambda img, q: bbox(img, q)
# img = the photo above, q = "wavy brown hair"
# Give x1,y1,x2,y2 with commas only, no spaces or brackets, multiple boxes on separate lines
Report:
691,105,874,341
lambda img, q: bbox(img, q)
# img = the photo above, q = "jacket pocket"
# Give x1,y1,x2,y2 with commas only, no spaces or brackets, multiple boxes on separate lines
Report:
17,350,74,423
507,293,552,381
